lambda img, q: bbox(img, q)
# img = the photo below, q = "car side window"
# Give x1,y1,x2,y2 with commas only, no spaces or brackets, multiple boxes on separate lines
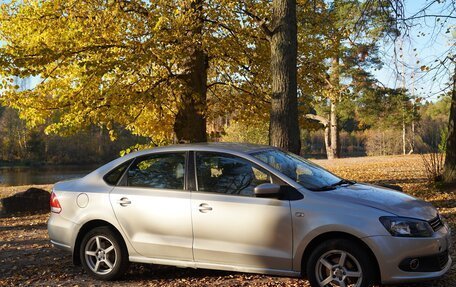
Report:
195,152,271,196
104,160,132,186
127,153,185,190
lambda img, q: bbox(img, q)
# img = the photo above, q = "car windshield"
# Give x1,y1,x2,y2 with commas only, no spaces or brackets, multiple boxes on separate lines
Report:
251,149,343,191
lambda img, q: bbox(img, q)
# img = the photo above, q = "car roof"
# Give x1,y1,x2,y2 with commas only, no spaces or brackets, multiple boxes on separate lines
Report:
129,142,274,157
82,142,276,180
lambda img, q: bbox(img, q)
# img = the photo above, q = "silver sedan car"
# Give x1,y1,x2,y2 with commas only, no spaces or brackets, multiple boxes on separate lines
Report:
48,143,452,286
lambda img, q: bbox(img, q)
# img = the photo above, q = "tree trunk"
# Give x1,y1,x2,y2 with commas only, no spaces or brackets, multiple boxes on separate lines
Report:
410,77,416,154
409,119,415,154
443,66,456,183
98,128,103,156
174,49,207,143
328,99,339,159
324,125,331,159
328,53,340,159
402,119,406,155
173,0,207,143
269,0,300,154
326,50,341,159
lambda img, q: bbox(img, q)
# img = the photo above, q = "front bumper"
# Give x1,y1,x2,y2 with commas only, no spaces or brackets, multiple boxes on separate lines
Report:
364,226,453,284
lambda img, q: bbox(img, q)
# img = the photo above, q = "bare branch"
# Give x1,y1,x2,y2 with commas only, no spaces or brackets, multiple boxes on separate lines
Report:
399,14,456,21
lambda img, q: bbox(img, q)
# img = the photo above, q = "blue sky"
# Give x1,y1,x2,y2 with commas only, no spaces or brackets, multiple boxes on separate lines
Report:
7,0,456,101
373,0,455,101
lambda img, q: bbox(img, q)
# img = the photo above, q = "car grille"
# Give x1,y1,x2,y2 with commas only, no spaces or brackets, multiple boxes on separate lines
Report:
429,215,444,232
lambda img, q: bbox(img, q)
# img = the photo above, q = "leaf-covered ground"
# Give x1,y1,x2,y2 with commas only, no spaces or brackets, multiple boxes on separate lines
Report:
0,154,454,286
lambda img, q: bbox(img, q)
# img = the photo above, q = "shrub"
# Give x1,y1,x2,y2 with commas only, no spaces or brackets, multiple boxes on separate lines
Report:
220,121,268,145
421,151,445,183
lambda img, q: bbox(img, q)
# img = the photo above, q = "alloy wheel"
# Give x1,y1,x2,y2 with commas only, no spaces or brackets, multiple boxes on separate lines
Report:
315,249,363,287
84,235,117,275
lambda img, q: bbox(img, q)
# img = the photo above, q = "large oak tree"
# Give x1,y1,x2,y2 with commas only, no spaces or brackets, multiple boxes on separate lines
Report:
268,0,301,154
0,0,249,145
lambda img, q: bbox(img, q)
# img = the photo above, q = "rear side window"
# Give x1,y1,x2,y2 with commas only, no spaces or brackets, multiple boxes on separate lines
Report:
104,160,132,186
127,153,185,190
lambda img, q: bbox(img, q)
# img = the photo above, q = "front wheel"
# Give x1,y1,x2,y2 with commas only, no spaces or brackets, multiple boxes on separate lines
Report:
306,239,376,287
80,226,129,280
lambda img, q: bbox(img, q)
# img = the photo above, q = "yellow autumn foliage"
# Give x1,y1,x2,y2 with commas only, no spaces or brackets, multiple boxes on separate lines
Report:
0,0,331,143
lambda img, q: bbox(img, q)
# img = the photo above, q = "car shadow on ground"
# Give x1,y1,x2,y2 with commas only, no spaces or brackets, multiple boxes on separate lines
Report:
125,263,234,280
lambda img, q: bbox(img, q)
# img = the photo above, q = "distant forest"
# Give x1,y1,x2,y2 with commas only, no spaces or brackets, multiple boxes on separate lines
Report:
221,95,450,158
0,106,147,165
0,95,450,165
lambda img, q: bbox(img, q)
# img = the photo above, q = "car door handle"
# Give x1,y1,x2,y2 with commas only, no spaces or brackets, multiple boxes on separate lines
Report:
118,197,131,207
198,203,212,213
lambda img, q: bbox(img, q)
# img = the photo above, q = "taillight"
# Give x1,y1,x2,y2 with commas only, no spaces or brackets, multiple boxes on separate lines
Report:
50,191,62,213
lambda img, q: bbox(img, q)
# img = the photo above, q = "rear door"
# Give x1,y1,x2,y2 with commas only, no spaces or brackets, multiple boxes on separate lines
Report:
110,152,193,261
190,151,293,270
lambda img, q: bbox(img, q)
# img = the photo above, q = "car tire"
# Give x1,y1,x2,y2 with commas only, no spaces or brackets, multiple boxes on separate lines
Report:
306,239,376,287
80,226,129,280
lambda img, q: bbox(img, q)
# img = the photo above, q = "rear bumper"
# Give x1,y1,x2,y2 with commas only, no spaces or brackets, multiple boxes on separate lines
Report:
364,226,453,284
47,213,78,253
50,239,72,252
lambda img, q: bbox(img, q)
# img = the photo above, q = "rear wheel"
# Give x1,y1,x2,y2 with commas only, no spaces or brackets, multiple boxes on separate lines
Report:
80,226,129,280
306,239,376,287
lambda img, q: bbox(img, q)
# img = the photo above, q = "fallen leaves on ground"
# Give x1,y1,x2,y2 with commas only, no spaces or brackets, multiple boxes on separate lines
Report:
0,155,454,286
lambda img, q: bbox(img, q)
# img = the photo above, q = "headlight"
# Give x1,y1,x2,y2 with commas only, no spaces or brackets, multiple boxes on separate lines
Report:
379,216,433,237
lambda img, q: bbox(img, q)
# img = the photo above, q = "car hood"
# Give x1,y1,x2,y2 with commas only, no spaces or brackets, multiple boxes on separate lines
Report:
318,183,437,220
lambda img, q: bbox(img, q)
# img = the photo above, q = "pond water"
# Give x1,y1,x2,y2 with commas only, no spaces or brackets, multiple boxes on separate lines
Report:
0,165,101,186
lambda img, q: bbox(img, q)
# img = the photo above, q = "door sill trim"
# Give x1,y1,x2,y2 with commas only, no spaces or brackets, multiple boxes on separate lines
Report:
129,256,300,277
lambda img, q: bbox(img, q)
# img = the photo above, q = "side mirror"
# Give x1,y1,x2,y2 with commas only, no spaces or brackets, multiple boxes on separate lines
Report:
254,183,281,198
